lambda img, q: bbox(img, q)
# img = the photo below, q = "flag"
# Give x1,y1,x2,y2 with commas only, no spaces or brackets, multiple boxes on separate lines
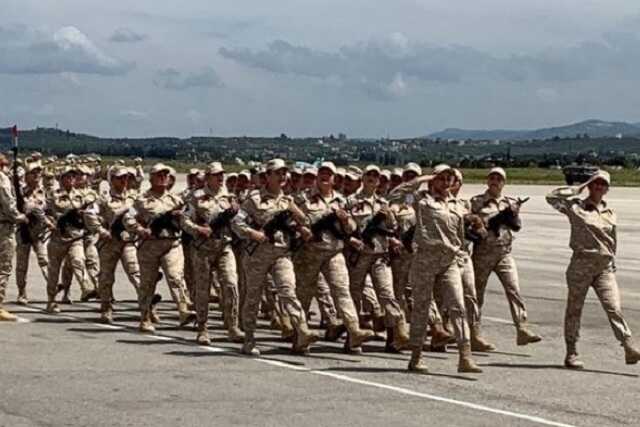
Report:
11,125,18,138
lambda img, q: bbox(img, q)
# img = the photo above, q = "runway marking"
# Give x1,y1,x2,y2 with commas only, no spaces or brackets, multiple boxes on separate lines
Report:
17,303,575,427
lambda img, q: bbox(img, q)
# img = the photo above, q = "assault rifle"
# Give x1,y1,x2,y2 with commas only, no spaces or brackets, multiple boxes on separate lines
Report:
361,211,396,249
110,212,127,241
208,206,239,239
149,209,183,238
57,201,94,237
310,211,346,241
399,225,415,253
487,197,530,236
246,209,301,254
464,214,487,243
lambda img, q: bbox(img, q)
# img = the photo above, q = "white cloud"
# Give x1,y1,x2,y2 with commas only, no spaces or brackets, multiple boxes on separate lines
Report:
0,25,133,75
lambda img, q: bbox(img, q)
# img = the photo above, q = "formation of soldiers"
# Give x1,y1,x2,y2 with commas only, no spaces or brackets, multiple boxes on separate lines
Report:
0,153,639,373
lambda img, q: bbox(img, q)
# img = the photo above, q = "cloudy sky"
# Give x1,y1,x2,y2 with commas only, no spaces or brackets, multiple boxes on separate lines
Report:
2,0,640,138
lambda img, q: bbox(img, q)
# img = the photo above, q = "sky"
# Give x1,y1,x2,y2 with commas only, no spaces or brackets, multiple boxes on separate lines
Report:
2,0,640,138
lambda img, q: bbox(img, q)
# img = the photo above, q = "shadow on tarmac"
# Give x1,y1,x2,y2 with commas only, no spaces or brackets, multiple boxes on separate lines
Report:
486,362,639,378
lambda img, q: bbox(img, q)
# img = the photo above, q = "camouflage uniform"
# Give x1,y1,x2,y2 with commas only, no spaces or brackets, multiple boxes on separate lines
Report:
0,169,25,319
85,186,141,321
294,188,373,348
231,188,318,355
471,190,540,344
45,186,97,312
180,186,197,301
15,183,49,302
123,187,195,331
181,185,243,343
547,185,639,363
346,189,409,349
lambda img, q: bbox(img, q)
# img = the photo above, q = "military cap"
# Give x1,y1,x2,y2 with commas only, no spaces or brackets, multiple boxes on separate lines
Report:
303,167,318,176
432,164,452,175
487,167,506,179
318,161,337,174
266,158,288,172
404,162,422,176
110,166,129,178
150,163,171,175
586,170,611,186
205,162,224,175
364,164,381,175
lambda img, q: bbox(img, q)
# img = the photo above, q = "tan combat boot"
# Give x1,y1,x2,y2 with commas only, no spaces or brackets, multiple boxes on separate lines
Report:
623,338,640,365
470,324,496,352
196,323,211,346
100,302,114,324
408,348,429,374
392,319,410,351
430,322,452,351
516,324,542,346
139,311,156,334
178,302,196,327
292,322,321,355
80,288,98,302
564,343,584,370
46,301,61,314
0,307,17,321
458,343,483,373
241,331,260,357
345,319,374,349
324,322,347,342
16,290,28,306
279,313,295,341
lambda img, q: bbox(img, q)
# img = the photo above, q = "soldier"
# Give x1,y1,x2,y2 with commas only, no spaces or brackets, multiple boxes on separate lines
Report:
389,168,403,191
181,169,204,302
546,170,640,369
0,154,28,321
44,166,98,314
181,162,244,345
226,173,238,194
470,167,542,348
85,166,142,324
450,169,492,351
15,161,50,305
346,164,410,353
394,165,481,373
123,163,196,333
377,170,390,196
231,158,321,356
334,168,345,194
294,161,374,351
301,167,317,192
129,157,145,192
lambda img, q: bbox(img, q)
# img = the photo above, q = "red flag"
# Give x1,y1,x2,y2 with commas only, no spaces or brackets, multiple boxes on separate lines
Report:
11,125,18,138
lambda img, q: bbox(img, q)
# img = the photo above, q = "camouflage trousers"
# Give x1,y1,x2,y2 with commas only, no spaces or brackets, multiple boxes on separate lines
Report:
242,244,307,334
473,249,527,327
295,247,358,328
47,236,94,300
192,244,239,329
61,233,99,292
565,254,632,345
434,254,480,327
98,239,141,304
15,237,48,293
0,227,16,305
137,239,190,315
183,240,196,301
409,254,470,349
348,252,405,327
390,250,413,316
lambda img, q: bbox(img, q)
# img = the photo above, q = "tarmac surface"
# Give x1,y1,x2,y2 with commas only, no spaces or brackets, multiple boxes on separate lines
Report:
2,182,640,427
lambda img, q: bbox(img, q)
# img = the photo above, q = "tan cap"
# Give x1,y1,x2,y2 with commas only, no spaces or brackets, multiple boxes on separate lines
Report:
226,172,238,179
364,164,381,175
30,151,42,160
318,161,337,174
391,168,403,177
238,170,251,180
336,167,346,177
432,164,452,175
133,157,143,163
60,165,79,177
266,158,288,172
586,170,611,186
188,168,203,176
404,162,422,176
453,168,463,182
290,166,303,175
205,162,224,175
168,166,176,177
25,161,43,174
380,169,391,180
303,167,318,176
150,163,171,175
110,166,129,178
488,167,506,179
345,165,362,180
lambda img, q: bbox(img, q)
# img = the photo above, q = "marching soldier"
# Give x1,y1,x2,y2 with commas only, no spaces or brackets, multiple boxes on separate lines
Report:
546,170,640,368
123,163,196,333
294,161,374,351
231,158,321,356
84,166,142,324
470,167,542,348
346,164,410,353
45,166,98,314
15,161,50,305
0,154,28,321
181,162,244,345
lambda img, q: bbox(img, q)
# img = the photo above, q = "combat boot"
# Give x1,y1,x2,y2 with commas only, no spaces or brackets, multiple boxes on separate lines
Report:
100,303,114,324
372,315,387,333
430,322,452,352
516,325,542,346
391,319,410,351
564,343,584,370
349,327,374,349
324,323,347,342
16,290,28,306
241,332,260,357
150,294,162,323
458,343,483,373
0,307,17,321
408,348,429,374
178,302,196,327
623,338,640,365
139,311,155,334
196,324,211,346
46,301,60,314
227,326,245,343
470,324,496,352
80,288,98,302
292,323,321,355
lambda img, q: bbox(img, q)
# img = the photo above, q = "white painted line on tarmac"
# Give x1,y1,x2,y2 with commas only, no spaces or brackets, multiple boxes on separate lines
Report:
20,303,575,427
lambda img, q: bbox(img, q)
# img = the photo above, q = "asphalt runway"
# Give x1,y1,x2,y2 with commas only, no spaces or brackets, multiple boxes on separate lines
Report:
2,182,640,427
